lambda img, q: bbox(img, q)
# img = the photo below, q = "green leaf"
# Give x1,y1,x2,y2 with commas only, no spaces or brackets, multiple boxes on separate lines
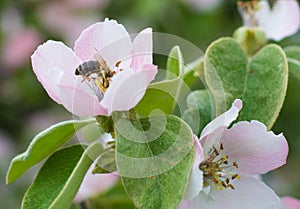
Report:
183,90,212,135
22,143,103,209
135,46,183,116
183,57,204,87
166,45,183,79
284,46,300,80
284,46,300,60
95,115,114,133
115,115,194,209
93,150,117,174
6,118,96,185
205,38,288,129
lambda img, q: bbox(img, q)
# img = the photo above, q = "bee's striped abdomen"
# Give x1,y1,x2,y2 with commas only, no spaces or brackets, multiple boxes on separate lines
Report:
75,61,101,76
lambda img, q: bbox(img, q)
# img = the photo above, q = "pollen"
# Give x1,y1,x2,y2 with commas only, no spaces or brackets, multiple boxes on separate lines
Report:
199,143,240,190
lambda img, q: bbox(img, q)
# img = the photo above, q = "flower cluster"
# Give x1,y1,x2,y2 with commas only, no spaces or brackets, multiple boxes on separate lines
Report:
18,7,298,208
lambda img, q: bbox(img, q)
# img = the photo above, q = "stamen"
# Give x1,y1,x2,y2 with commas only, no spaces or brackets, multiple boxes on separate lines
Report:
232,174,239,180
225,178,229,184
213,146,219,155
233,161,239,168
199,143,240,191
228,184,235,190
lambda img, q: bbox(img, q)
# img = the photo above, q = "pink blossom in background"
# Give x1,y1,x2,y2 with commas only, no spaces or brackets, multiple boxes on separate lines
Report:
31,19,157,117
38,0,106,45
238,0,300,41
0,131,15,160
2,29,42,69
179,99,288,209
25,110,70,136
279,197,300,209
74,165,119,202
1,8,42,70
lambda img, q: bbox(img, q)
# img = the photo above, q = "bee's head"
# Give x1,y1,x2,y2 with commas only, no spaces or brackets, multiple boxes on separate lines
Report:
75,68,80,75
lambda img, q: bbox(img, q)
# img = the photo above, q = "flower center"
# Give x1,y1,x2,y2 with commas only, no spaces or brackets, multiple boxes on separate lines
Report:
75,51,123,93
199,143,240,190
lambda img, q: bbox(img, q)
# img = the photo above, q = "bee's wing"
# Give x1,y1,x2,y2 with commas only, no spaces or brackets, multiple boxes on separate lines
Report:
82,79,104,101
93,48,111,70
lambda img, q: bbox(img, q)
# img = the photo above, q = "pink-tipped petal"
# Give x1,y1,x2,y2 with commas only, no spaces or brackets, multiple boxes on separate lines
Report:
31,40,81,104
221,120,288,175
187,176,279,209
74,164,119,202
183,135,204,200
200,99,242,140
280,197,300,209
58,83,108,117
100,64,157,115
74,19,132,68
131,28,153,71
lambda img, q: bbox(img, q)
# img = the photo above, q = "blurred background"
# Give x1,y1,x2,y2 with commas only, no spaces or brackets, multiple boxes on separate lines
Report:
0,0,300,208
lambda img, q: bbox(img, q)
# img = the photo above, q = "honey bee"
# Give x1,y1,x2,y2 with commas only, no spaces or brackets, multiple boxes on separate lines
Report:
75,49,119,92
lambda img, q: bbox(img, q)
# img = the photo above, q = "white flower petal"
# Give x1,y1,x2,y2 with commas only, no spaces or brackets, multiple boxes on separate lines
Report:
259,0,300,41
58,83,108,117
200,99,242,141
31,40,82,103
131,28,153,71
100,65,157,115
183,135,204,200
221,120,288,175
187,176,279,209
74,19,132,68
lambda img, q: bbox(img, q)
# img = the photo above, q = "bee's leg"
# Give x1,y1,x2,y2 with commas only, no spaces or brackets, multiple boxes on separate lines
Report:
95,79,106,93
101,70,107,85
81,75,91,82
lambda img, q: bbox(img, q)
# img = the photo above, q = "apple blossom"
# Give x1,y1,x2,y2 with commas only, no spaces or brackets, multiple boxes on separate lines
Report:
238,0,300,41
31,19,157,117
180,99,288,209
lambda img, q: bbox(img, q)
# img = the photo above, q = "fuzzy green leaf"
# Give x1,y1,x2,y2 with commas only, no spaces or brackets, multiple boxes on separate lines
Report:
115,115,194,209
183,90,212,135
22,143,103,209
205,38,288,129
6,119,96,184
135,46,183,116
